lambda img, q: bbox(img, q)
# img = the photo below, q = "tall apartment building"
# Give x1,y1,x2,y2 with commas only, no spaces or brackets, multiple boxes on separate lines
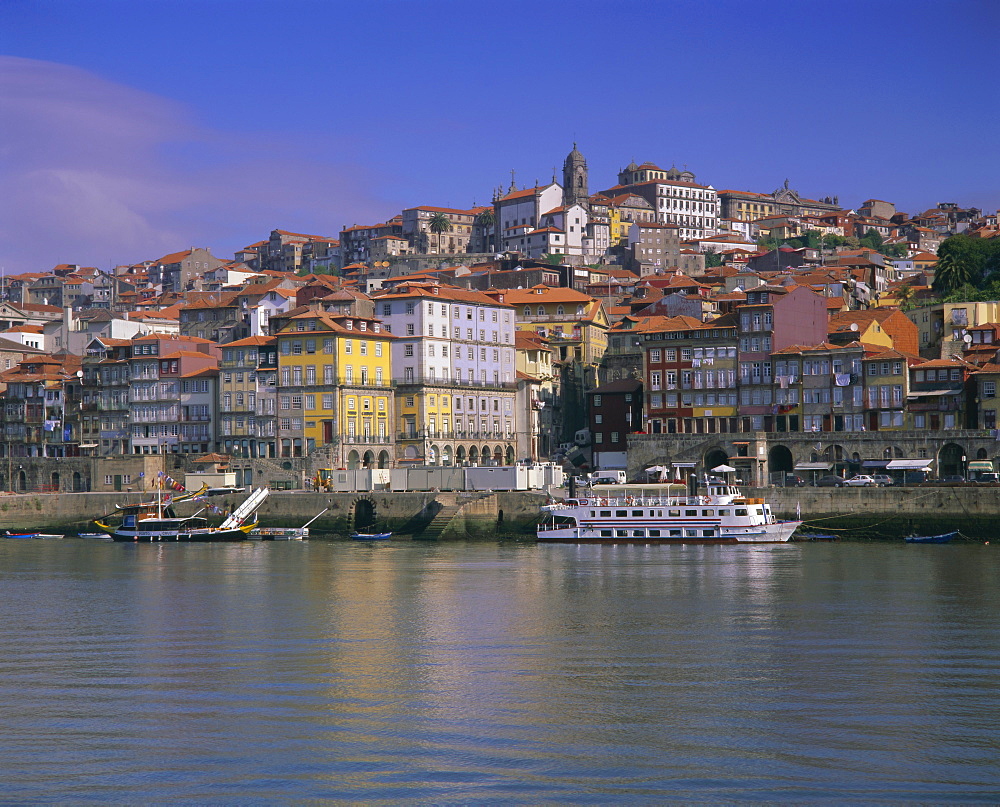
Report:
642,315,739,435
373,281,517,467
274,311,395,468
736,285,830,433
82,337,132,457
127,335,219,454
218,336,278,460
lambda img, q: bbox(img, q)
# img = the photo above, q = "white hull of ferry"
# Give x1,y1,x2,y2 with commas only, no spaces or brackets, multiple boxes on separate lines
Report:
537,481,800,545
537,520,799,544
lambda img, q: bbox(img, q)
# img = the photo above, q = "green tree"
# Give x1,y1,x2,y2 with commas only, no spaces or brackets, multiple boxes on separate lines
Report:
894,283,916,310
704,249,723,268
475,208,495,251
860,228,884,251
428,212,452,254
932,252,974,295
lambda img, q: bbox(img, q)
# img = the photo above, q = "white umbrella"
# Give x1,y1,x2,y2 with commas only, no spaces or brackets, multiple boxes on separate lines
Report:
645,465,667,474
711,464,737,473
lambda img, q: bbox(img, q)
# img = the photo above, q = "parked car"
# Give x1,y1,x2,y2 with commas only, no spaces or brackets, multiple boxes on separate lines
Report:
870,474,894,487
844,474,878,487
935,475,967,484
814,475,846,487
776,473,807,487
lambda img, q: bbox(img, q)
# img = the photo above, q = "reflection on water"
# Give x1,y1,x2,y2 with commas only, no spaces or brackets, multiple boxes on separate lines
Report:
1,541,999,802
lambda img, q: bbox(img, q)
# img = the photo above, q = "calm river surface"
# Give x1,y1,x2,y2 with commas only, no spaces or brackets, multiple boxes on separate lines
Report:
2,540,999,803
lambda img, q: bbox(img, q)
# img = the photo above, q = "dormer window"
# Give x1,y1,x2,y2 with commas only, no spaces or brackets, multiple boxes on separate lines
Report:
346,320,353,330
360,321,367,331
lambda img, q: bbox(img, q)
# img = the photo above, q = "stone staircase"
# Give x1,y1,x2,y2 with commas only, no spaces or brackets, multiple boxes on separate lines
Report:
416,491,497,540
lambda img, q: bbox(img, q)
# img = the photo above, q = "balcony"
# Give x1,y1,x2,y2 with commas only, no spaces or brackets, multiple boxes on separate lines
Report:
394,375,515,391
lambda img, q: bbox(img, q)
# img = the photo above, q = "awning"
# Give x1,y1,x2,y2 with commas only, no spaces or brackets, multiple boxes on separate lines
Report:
886,459,935,470
794,462,833,471
906,387,962,398
969,461,994,471
672,462,697,468
78,443,99,449
862,460,890,468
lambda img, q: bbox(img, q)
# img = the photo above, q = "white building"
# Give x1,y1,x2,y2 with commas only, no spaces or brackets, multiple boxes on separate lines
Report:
372,280,519,466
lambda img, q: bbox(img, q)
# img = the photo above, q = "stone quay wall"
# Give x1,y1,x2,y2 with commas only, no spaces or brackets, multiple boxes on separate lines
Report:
0,489,548,539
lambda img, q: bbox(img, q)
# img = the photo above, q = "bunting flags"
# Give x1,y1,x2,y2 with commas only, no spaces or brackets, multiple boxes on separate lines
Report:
157,471,186,492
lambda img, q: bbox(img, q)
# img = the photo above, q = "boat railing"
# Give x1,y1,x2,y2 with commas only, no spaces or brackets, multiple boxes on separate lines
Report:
565,495,737,508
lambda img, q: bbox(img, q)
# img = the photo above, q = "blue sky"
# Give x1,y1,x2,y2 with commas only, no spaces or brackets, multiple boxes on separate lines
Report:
1,0,998,274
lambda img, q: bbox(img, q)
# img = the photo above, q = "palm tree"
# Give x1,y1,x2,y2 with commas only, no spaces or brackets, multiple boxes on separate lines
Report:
932,252,973,295
475,208,495,252
428,212,451,255
894,283,916,311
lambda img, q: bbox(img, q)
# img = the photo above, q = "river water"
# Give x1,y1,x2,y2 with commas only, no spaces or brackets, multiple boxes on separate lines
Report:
2,539,999,803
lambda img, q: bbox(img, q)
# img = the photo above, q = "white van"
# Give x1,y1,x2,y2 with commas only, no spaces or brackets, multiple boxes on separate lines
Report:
590,470,627,485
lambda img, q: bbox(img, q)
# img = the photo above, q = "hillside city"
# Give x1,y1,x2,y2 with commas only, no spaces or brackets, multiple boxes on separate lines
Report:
3,144,1000,493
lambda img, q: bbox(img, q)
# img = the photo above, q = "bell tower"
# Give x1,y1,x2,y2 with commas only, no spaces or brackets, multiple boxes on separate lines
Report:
562,143,589,211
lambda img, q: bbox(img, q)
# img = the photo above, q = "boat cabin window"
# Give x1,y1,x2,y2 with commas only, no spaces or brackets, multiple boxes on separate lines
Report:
600,529,612,537
615,510,628,517
669,529,682,536
685,529,698,537
719,509,730,516
600,510,611,517
685,510,697,516
702,530,715,537
632,510,643,517
669,509,680,517
649,529,661,537
616,529,628,537
735,508,748,516
632,530,644,537
702,510,712,516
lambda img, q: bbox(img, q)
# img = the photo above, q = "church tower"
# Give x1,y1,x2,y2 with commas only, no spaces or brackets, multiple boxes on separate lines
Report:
562,143,589,211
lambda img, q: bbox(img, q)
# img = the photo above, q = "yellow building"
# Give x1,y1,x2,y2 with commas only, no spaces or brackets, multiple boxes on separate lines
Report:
275,311,395,469
497,285,609,367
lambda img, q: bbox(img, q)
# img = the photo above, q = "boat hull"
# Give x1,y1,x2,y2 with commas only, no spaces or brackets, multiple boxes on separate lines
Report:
108,528,248,542
904,531,957,544
351,532,391,541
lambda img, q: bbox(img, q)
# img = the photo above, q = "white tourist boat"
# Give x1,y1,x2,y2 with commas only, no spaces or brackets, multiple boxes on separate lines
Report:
537,478,800,544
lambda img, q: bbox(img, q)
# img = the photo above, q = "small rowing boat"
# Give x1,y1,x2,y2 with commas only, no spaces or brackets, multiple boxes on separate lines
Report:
904,531,958,544
351,531,391,541
4,531,63,540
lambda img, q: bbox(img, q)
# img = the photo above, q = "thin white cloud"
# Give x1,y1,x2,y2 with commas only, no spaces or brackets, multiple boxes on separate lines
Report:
0,56,381,274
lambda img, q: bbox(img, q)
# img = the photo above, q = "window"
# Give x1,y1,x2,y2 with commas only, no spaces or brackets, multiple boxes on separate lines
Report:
594,395,602,407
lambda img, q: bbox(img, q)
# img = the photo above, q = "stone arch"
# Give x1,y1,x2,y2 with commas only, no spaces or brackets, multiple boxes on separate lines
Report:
938,442,966,478
704,447,729,471
469,446,479,465
456,445,467,465
404,445,419,461
347,450,361,470
351,495,378,531
505,446,515,465
17,469,27,492
442,445,453,466
377,450,390,469
977,448,988,460
362,450,375,468
50,471,60,491
428,445,439,465
768,445,794,478
493,445,503,464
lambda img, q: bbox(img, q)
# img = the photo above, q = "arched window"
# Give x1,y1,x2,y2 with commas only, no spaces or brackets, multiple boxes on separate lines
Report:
576,304,585,316
556,305,565,315
523,306,530,316
537,306,544,316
